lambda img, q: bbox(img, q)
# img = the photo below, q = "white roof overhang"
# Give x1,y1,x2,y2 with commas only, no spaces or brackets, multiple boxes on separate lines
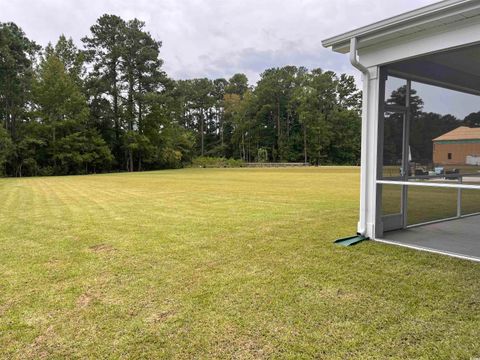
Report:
322,0,480,54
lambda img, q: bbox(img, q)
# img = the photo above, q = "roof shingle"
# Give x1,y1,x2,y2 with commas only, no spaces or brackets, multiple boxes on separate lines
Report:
433,126,480,142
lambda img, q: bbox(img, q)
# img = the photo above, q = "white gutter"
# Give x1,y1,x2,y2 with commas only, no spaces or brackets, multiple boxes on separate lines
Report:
350,37,369,237
349,38,368,74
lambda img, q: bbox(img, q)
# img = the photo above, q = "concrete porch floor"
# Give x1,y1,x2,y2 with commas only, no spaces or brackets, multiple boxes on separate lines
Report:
377,215,480,261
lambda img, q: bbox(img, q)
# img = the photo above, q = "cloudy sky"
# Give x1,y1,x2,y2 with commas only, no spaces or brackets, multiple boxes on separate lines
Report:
3,0,439,83
6,0,479,117
6,0,478,118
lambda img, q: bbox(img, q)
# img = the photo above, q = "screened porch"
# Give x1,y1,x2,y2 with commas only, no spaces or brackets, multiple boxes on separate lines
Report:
376,43,480,261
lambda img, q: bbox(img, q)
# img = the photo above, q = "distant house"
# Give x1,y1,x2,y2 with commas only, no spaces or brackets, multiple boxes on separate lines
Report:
433,127,480,166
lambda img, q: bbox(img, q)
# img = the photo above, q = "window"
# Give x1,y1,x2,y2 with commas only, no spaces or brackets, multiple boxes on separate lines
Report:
448,153,452,160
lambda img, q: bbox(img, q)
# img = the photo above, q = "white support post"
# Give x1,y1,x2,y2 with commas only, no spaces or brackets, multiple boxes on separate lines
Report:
358,66,380,239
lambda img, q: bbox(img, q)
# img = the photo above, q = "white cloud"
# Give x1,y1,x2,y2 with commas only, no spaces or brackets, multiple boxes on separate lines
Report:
1,0,439,84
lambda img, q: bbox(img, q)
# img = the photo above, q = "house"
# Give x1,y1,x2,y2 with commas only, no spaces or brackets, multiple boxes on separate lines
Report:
323,0,480,261
433,126,480,166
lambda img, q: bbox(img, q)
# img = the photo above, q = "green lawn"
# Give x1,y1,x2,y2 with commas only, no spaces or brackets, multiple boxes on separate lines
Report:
1,168,480,359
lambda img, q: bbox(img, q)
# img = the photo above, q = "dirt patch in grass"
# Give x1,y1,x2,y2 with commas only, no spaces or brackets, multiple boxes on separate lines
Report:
0,299,15,317
88,244,116,253
145,310,176,324
76,292,97,309
26,325,55,360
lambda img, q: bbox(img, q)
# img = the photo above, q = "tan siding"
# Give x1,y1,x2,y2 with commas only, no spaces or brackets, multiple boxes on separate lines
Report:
433,142,480,165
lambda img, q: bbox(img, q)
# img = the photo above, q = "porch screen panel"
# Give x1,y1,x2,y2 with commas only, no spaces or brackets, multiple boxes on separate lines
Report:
409,82,480,178
382,111,404,178
381,184,402,216
382,76,407,179
385,76,407,107
461,189,480,216
407,186,457,226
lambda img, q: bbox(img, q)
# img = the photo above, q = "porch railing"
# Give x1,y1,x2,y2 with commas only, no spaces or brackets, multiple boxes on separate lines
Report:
377,172,480,228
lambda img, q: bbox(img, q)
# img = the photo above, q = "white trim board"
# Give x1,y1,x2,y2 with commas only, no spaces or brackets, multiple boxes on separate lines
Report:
374,238,480,262
322,0,480,54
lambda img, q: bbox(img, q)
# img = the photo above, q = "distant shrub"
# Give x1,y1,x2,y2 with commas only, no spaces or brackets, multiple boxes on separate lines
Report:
257,148,268,163
38,166,55,177
191,156,245,168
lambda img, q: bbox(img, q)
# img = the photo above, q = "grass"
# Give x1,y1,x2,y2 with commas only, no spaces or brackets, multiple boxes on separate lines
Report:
1,167,480,359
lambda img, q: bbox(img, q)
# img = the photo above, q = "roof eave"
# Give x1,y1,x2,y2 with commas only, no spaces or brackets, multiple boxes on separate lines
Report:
322,0,480,53
433,138,480,141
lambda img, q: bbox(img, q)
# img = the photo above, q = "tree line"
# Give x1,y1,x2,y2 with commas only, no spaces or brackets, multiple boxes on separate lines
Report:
0,15,363,177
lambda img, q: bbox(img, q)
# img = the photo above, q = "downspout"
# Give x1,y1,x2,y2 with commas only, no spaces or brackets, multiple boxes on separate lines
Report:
350,37,369,237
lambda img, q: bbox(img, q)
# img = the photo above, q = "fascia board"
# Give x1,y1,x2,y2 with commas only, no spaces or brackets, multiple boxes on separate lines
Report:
357,16,480,68
322,0,480,53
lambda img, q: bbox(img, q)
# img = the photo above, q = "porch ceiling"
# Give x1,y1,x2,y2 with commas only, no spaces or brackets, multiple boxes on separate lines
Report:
386,44,480,95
